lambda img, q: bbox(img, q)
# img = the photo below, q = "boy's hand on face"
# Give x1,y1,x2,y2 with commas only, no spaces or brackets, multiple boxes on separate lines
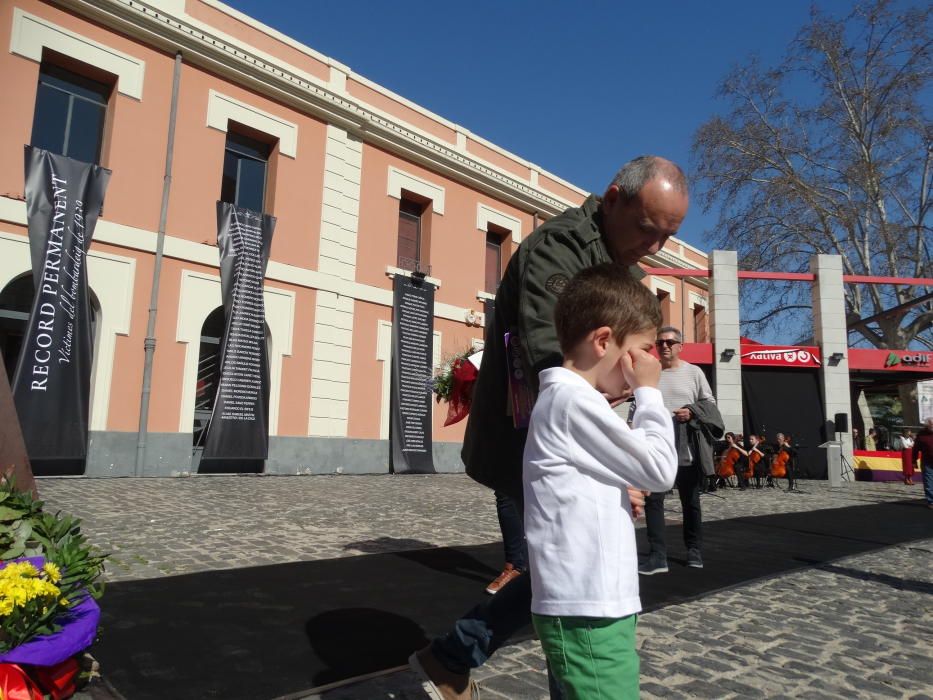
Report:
620,348,661,390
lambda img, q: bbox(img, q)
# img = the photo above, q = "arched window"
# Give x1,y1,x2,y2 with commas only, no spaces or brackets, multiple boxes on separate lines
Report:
0,274,100,384
1,273,100,476
0,275,34,383
193,306,225,447
193,306,272,474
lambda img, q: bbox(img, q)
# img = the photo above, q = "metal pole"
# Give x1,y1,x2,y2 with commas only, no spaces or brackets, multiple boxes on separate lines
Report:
135,51,182,475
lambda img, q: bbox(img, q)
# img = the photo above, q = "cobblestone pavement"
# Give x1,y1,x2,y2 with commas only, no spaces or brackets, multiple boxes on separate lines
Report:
37,475,932,699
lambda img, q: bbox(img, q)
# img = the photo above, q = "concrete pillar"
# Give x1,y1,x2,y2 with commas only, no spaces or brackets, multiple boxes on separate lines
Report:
710,250,742,433
810,254,853,483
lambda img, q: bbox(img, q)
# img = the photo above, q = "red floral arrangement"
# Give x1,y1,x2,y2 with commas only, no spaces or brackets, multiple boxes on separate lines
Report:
431,350,482,426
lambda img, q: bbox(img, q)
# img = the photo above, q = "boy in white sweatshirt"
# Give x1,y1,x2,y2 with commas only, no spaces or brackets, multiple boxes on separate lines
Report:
523,263,678,699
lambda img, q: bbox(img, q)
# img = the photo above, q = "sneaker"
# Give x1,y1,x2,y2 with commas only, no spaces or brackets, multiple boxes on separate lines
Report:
638,555,669,576
687,548,703,568
485,563,522,595
409,647,478,700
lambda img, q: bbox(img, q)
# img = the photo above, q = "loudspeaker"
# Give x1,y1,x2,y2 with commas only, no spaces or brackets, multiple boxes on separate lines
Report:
834,412,849,433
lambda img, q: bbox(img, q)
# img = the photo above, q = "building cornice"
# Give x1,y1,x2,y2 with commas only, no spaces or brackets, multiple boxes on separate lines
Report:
48,0,576,217
642,250,710,291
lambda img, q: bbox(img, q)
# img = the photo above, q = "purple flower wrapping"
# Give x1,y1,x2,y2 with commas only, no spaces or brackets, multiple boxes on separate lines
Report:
0,557,101,667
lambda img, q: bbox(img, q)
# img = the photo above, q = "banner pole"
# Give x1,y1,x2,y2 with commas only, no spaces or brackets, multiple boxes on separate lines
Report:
135,51,182,475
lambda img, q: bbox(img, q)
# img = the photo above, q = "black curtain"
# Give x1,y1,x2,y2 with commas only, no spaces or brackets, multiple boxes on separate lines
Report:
742,368,827,478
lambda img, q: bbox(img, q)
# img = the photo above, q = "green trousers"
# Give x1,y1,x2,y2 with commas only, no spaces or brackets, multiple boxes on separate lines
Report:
532,613,639,699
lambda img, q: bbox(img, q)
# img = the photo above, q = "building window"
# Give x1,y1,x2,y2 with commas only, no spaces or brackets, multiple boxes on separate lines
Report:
220,130,270,213
0,275,34,384
30,63,111,164
693,304,708,343
193,307,224,448
397,198,425,272
193,306,271,454
0,274,99,385
485,230,507,294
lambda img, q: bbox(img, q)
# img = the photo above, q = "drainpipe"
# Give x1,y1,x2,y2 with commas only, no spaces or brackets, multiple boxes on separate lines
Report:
135,51,182,475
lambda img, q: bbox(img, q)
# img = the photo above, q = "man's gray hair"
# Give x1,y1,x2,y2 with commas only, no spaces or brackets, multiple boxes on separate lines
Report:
658,326,683,342
609,156,688,200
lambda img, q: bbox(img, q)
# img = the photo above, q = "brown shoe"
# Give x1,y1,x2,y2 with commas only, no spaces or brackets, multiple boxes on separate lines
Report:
409,647,479,700
485,563,522,595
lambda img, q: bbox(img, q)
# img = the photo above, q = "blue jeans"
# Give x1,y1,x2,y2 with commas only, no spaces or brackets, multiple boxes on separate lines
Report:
431,502,563,698
495,491,527,570
431,569,532,673
923,461,933,505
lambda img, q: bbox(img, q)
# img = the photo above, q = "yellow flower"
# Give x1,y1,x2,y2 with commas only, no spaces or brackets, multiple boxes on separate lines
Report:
0,562,36,580
42,562,62,584
11,585,28,606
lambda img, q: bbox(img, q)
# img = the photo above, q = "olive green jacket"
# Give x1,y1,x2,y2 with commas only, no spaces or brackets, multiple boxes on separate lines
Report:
461,195,644,500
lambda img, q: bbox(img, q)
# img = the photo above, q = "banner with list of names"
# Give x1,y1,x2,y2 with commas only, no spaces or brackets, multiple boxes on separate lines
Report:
390,275,436,474
201,202,275,461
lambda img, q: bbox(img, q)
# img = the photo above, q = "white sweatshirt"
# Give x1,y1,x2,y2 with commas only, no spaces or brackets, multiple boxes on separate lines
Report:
523,367,677,618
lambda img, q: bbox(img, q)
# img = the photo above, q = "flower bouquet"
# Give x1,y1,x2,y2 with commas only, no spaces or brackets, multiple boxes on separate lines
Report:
0,480,106,699
431,348,482,426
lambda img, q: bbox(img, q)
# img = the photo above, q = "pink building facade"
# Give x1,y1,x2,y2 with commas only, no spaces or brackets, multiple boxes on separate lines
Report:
0,0,709,476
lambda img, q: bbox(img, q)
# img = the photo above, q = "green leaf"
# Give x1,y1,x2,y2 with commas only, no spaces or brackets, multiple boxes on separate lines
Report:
1,543,25,559
30,533,51,550
0,505,26,521
12,521,32,544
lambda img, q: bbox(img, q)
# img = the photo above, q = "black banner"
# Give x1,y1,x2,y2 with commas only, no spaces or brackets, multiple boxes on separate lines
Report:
13,147,110,465
390,275,436,474
201,202,275,461
483,297,495,341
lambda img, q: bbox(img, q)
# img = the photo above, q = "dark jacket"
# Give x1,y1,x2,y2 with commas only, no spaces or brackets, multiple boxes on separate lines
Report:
684,399,725,476
461,195,643,500
913,428,933,465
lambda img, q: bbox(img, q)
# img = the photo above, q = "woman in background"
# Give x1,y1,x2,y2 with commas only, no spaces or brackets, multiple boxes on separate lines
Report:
900,430,916,486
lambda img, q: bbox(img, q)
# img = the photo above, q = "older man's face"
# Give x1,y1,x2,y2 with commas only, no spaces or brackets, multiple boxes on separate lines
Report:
601,178,689,265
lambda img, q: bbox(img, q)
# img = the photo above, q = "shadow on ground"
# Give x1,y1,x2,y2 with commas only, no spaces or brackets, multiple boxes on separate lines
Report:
94,499,931,699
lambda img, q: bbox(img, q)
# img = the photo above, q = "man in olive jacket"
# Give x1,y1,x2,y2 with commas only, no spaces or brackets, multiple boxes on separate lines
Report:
463,159,687,500
410,156,690,700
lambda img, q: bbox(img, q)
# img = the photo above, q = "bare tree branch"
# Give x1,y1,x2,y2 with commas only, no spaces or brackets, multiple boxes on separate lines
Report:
692,0,932,349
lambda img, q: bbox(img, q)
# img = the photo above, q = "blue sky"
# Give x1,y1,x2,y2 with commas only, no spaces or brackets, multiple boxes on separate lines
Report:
224,1,836,252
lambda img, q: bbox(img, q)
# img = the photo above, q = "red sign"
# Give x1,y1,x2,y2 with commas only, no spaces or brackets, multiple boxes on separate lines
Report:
740,345,821,367
849,348,933,373
679,343,713,365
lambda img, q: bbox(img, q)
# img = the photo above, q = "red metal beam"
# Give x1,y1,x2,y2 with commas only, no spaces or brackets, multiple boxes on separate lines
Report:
641,267,932,286
737,271,816,281
842,275,933,285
